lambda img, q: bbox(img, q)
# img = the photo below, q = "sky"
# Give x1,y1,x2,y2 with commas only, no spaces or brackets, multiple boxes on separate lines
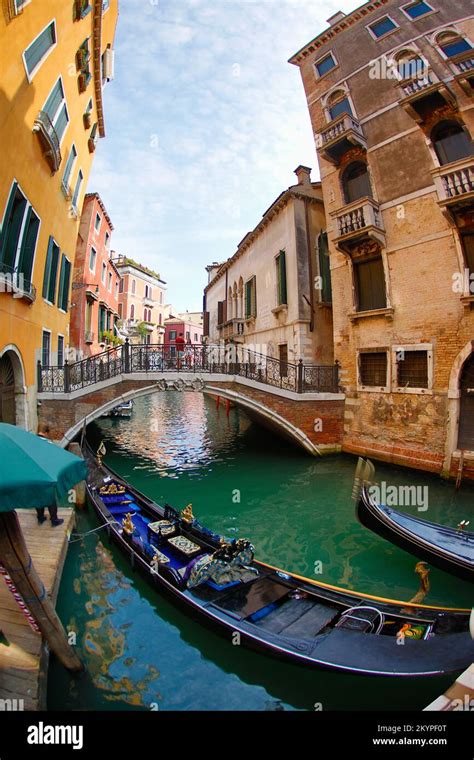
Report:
90,0,358,312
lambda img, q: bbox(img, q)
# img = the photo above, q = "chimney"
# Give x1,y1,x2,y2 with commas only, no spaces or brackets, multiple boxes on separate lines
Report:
326,11,346,26
294,165,312,186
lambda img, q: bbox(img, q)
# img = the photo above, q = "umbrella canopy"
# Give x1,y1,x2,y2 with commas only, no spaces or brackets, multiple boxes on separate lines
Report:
0,423,87,512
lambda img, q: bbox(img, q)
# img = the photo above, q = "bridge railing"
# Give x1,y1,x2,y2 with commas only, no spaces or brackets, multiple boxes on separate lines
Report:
37,342,340,395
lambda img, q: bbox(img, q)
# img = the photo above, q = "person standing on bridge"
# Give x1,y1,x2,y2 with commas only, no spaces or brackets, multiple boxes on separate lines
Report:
176,332,185,370
35,424,64,528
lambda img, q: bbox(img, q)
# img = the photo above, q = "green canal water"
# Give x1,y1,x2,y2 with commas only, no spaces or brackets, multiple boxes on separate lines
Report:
48,392,473,711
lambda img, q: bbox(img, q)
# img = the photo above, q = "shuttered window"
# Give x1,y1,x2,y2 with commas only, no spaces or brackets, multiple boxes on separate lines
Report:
43,79,69,142
276,251,287,305
57,336,64,368
245,276,257,318
72,169,83,210
360,352,387,386
62,145,77,189
203,311,210,336
217,300,226,325
397,351,428,388
354,256,386,312
24,21,56,78
317,230,332,303
17,208,40,285
462,233,474,276
42,236,60,303
42,331,51,368
57,254,71,312
0,183,39,288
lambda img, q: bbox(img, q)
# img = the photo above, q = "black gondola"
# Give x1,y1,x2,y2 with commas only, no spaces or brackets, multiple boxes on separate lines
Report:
82,443,474,677
354,458,474,584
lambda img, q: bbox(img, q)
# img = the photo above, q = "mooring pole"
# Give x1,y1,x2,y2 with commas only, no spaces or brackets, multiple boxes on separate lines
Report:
0,511,83,672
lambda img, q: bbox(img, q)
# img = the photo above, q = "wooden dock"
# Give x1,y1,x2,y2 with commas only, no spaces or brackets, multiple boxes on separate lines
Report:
0,509,75,710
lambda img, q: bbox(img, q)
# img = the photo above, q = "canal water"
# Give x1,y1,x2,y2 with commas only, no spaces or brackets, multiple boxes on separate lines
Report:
48,392,473,711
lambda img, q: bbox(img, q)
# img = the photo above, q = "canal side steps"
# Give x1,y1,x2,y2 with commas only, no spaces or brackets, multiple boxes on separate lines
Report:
0,509,75,711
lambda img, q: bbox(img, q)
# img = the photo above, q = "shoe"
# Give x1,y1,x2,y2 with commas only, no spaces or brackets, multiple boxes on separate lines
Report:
37,516,47,525
51,518,64,527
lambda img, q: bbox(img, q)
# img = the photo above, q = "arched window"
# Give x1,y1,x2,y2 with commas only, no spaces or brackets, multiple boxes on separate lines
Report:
394,50,427,80
131,279,136,295
342,161,372,204
130,304,135,320
327,89,352,121
436,31,472,59
431,121,474,165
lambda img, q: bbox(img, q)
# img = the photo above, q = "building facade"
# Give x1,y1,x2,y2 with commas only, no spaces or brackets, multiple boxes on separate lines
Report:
0,0,118,430
69,192,120,357
113,255,167,344
164,316,204,346
204,167,334,367
290,0,474,476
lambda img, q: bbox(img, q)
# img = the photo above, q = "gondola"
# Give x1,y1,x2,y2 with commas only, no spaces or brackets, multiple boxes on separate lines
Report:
81,442,474,677
354,458,474,584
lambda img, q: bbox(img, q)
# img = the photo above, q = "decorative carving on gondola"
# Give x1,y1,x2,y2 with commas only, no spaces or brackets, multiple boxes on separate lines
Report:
457,519,471,533
180,503,194,524
96,440,106,466
122,512,135,535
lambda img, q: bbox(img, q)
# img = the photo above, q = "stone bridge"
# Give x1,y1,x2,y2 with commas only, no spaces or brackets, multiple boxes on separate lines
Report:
37,343,345,456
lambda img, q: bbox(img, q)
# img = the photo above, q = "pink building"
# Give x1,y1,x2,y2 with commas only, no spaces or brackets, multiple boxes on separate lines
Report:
164,316,203,346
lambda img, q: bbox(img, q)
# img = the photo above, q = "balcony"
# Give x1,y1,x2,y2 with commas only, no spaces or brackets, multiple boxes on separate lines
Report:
0,262,36,303
142,296,155,307
85,331,94,344
397,74,456,123
449,50,474,95
431,157,474,210
33,111,61,173
219,318,245,341
316,114,367,166
331,197,386,252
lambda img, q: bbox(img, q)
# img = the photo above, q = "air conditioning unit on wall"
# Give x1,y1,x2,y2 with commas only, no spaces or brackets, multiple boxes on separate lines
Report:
103,48,115,81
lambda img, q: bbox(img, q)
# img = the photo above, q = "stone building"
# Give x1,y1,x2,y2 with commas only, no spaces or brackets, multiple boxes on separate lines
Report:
69,193,120,357
203,167,334,367
290,0,474,477
0,0,118,430
113,254,167,344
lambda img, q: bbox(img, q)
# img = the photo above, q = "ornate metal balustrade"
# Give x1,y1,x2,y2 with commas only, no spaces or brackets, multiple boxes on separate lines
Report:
38,342,340,395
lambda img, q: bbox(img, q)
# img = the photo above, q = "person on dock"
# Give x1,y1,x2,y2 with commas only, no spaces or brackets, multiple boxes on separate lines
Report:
35,424,64,528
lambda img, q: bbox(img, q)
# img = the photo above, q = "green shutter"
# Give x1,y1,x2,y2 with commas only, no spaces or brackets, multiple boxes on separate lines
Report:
17,208,39,285
278,251,287,305
318,231,332,303
245,281,251,318
43,78,63,120
54,103,68,141
62,258,71,312
0,182,18,265
44,238,59,303
0,186,27,269
57,254,65,309
42,236,53,298
251,276,257,316
24,22,55,77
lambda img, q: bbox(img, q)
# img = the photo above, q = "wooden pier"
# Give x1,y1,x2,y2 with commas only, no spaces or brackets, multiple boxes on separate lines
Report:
0,509,75,710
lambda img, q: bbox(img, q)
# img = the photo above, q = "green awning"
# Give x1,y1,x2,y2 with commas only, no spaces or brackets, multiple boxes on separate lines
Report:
0,423,87,512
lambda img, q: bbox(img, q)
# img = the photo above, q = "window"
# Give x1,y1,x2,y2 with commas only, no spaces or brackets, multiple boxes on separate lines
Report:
119,278,123,293
71,169,83,211
186,331,190,340
342,161,372,204
94,213,101,233
368,16,398,39
360,352,387,387
315,53,337,77
118,303,123,318
131,279,136,294
57,336,64,368
76,1,92,20
276,250,287,305
115,280,119,298
461,233,474,278
394,51,427,80
43,78,69,143
23,21,56,79
401,1,434,20
245,276,257,318
437,32,472,59
159,313,162,325
105,231,110,251
396,350,428,388
101,262,106,284
108,272,112,291
327,90,352,121
169,330,177,340
62,145,77,192
14,0,29,11
432,121,474,165
279,344,288,378
130,304,135,320
98,305,106,338
42,331,51,367
354,255,387,312
89,246,97,271
57,254,71,312
0,182,39,292
103,0,110,11
160,291,163,304
194,333,198,342
42,236,60,304
317,230,332,303
217,300,226,325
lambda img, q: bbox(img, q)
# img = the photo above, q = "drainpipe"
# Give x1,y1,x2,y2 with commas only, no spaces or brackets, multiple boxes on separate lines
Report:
304,198,315,333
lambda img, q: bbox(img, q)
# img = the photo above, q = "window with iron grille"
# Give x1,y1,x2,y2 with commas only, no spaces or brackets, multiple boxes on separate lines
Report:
359,352,387,387
397,351,428,388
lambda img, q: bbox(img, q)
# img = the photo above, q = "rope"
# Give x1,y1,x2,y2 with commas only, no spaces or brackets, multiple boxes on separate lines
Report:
0,564,41,633
68,522,117,543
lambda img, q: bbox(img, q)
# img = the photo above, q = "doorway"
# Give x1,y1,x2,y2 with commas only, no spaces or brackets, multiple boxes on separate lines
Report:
458,353,474,450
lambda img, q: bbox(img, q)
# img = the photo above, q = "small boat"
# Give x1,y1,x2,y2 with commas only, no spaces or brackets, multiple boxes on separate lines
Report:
353,458,474,584
82,443,474,677
101,400,134,419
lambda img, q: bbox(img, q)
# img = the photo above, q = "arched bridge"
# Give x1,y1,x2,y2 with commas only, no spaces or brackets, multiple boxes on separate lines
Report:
37,343,345,456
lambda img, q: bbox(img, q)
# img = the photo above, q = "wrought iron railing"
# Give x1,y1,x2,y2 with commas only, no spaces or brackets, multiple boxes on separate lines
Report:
37,342,340,395
0,261,36,302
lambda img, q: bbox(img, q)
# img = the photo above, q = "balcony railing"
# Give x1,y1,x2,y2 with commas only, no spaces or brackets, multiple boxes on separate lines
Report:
399,72,434,98
316,114,367,165
450,50,474,94
397,75,456,123
38,343,340,395
0,261,36,303
332,197,386,251
33,111,61,172
431,157,474,207
220,318,245,340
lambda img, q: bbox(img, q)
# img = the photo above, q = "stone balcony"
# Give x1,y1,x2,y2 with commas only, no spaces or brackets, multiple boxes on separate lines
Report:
315,114,367,165
431,157,474,210
33,111,62,173
449,49,474,95
219,318,245,341
331,197,386,252
396,73,456,123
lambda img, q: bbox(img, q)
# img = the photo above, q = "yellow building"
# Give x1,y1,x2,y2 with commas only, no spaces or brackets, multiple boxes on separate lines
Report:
0,0,118,431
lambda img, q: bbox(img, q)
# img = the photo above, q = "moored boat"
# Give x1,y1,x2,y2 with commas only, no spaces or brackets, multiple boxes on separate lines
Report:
82,442,474,677
353,458,474,584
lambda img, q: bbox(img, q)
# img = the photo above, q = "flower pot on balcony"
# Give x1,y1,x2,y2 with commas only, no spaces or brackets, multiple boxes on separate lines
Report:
83,112,92,129
78,73,87,93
